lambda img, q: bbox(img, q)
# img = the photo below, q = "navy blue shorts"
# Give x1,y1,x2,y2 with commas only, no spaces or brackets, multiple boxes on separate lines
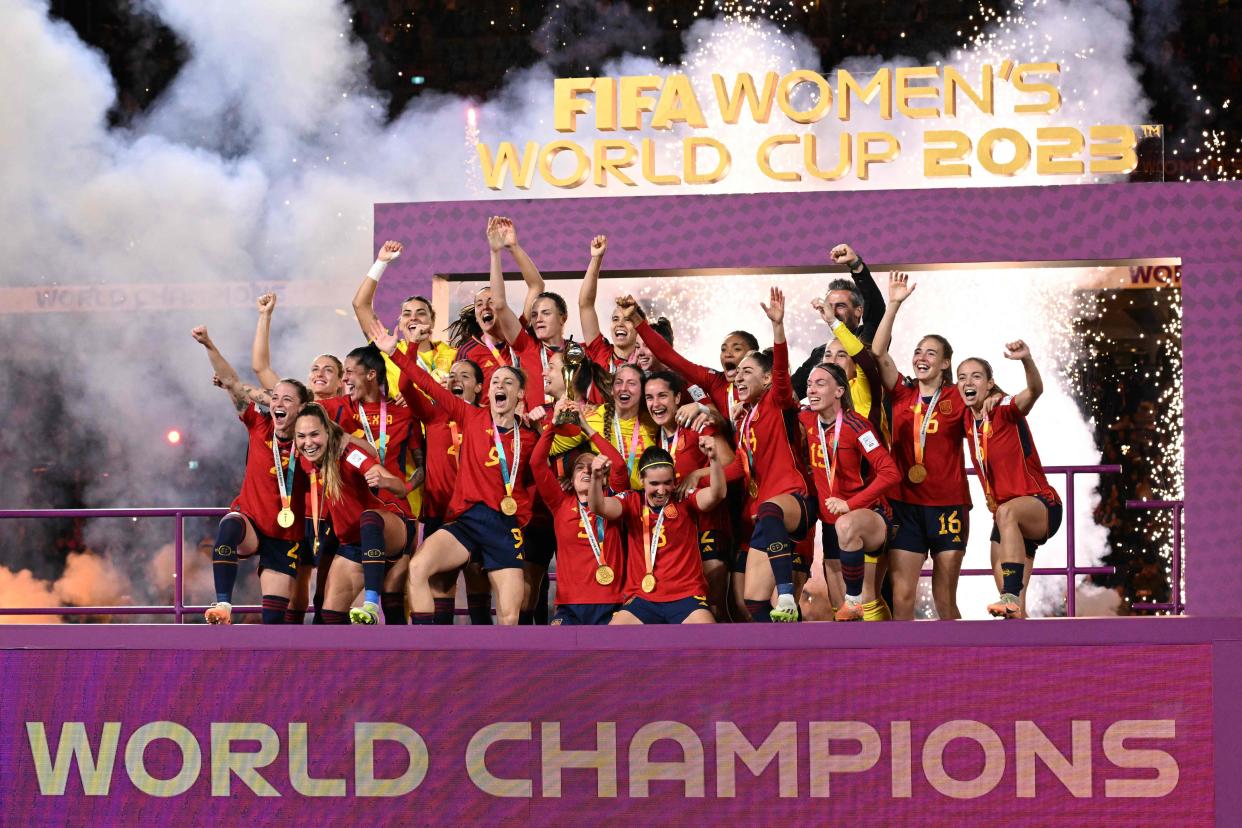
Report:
551,603,619,626
698,528,730,563
333,518,415,565
820,506,895,560
304,517,338,567
441,503,526,571
421,515,444,537
523,519,556,568
890,501,969,556
620,594,711,624
252,531,310,578
989,494,1064,557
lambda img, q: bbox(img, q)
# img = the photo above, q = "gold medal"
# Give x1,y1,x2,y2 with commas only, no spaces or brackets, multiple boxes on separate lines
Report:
747,480,759,498
907,463,927,484
595,565,615,585
277,507,295,528
641,573,657,593
500,495,518,516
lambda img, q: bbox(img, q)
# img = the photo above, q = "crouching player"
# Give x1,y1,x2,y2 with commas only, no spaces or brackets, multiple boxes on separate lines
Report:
532,409,626,625
590,442,726,625
799,363,901,621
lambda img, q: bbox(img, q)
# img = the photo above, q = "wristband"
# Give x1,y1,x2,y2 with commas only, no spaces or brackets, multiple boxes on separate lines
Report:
848,258,864,274
687,384,707,402
367,258,389,282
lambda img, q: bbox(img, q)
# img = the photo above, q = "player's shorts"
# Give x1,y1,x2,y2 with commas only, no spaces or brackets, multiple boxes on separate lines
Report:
333,518,416,565
251,530,312,578
698,528,730,563
619,594,712,625
421,515,444,538
441,503,526,571
989,494,1063,557
550,603,620,626
791,530,815,574
890,500,970,556
821,505,895,560
523,519,556,568
304,517,338,567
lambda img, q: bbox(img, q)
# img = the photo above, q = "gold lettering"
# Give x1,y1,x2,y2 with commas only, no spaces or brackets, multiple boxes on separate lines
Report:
977,128,1031,176
944,65,993,117
1012,62,1062,114
684,137,731,184
804,132,851,181
592,140,638,187
620,76,663,130
712,72,779,124
776,70,832,124
895,66,941,119
651,74,707,129
641,138,679,185
1035,126,1085,175
553,77,595,132
836,69,892,120
924,130,973,177
539,141,591,189
477,142,537,190
1089,125,1138,175
757,134,801,182
857,132,900,180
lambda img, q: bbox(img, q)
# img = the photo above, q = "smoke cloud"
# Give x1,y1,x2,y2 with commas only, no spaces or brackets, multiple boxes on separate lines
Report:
0,0,1150,618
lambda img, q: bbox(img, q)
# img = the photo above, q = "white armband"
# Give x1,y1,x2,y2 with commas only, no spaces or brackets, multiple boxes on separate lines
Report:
687,384,707,402
367,259,388,282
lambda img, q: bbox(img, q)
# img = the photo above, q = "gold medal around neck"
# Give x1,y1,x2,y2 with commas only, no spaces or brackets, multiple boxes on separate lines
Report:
641,573,657,593
907,463,928,484
747,480,759,498
595,565,615,586
500,496,518,516
277,507,295,528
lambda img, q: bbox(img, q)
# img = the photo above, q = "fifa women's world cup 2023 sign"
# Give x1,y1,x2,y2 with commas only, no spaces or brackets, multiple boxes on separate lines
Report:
476,64,1152,189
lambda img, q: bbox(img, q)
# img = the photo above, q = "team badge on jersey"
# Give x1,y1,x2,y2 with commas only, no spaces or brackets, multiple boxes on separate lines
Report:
664,504,679,519
939,400,954,414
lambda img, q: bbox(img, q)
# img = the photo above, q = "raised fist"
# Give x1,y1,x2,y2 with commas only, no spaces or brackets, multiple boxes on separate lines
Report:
378,240,403,262
256,293,276,315
830,244,858,266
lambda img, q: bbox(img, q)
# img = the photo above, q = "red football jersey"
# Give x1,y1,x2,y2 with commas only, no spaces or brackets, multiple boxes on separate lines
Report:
230,404,307,541
657,424,730,536
584,332,640,374
299,445,399,545
335,399,416,517
798,408,900,524
889,375,972,507
728,342,808,508
398,373,466,520
455,335,514,394
391,347,538,525
964,397,1061,507
531,430,626,605
613,491,708,602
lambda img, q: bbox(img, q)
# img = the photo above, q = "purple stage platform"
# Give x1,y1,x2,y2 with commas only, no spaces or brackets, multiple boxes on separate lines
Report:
0,618,1235,825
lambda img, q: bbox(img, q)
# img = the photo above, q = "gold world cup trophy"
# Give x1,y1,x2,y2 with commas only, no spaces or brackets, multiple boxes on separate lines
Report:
555,338,587,425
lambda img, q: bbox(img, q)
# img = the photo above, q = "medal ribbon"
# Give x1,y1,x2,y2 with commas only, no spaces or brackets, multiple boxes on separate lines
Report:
612,416,643,478
309,470,321,556
358,397,389,463
661,426,680,467
817,407,844,496
416,345,438,374
970,413,997,506
740,402,760,487
448,420,462,469
492,419,521,500
642,505,667,578
271,431,296,512
577,502,607,568
911,385,943,468
473,335,513,368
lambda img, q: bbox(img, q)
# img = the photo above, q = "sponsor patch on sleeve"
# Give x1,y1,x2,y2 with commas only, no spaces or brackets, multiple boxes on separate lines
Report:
345,449,368,469
859,431,880,452
1001,395,1014,407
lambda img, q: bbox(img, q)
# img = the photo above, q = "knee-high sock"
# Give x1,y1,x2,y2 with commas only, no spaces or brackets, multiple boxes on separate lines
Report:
746,599,772,623
359,511,386,606
1000,562,1025,596
433,597,455,625
840,547,865,599
381,592,406,625
261,595,289,624
212,515,247,604
284,608,306,625
754,503,794,596
321,608,348,625
467,593,493,625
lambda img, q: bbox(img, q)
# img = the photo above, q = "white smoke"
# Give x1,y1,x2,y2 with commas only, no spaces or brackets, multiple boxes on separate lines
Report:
0,0,1149,618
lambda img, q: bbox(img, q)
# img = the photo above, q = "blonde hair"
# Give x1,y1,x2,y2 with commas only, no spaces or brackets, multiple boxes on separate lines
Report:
296,403,347,502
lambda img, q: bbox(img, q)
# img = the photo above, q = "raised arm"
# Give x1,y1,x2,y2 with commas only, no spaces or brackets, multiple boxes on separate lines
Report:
831,244,885,340
370,318,471,421
871,272,915,390
530,427,568,507
578,235,608,345
193,326,256,412
587,454,624,520
250,293,281,390
1005,340,1043,414
495,217,546,322
691,436,727,512
761,287,797,410
487,217,524,343
622,297,714,388
352,240,404,341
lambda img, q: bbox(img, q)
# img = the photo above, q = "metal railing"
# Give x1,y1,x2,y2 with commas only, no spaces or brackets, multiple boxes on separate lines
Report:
0,463,1160,622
